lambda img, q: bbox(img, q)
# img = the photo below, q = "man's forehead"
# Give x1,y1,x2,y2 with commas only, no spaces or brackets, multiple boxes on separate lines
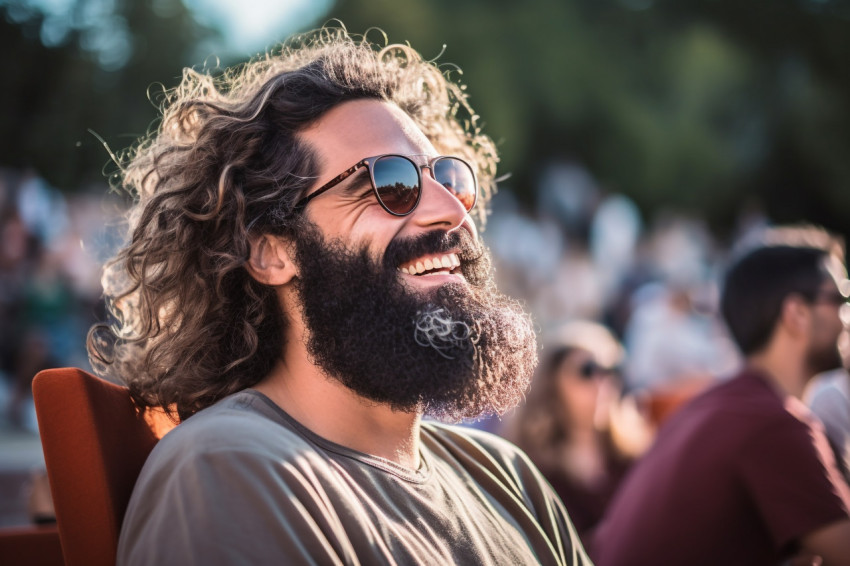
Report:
301,99,436,174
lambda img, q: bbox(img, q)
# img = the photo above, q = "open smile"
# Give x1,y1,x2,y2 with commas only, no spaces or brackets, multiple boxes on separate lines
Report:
398,252,462,276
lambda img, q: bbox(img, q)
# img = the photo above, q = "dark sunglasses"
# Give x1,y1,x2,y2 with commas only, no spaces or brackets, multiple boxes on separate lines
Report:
294,154,478,216
812,290,849,306
578,360,614,381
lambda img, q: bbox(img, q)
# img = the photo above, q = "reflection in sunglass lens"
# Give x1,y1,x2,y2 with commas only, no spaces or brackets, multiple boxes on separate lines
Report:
373,156,420,214
434,157,476,212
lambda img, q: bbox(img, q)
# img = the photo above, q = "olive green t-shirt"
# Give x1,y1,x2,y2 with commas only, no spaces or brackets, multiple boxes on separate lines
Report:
118,390,591,565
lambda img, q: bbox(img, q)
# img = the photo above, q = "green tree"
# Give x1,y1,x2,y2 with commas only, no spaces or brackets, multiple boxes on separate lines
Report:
327,0,850,238
1,0,219,190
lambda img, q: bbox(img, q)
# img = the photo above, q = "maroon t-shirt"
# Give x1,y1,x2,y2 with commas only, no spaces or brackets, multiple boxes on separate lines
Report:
591,368,850,566
543,449,631,541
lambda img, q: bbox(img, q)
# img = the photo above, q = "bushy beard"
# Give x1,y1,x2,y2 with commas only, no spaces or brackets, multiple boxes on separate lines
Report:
806,336,844,376
291,224,537,423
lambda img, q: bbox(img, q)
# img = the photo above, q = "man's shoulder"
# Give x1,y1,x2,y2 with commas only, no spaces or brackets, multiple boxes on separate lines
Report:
676,369,797,428
645,370,810,468
423,421,526,459
149,389,313,466
421,422,590,564
421,421,539,483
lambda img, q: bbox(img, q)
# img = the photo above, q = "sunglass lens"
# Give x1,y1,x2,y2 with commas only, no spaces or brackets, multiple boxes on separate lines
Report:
579,361,597,380
373,156,420,215
433,158,477,212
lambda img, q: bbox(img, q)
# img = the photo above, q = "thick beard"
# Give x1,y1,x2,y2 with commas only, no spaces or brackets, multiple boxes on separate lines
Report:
291,224,537,423
806,337,843,376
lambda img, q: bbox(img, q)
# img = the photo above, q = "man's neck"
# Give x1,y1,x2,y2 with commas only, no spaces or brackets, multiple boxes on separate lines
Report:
746,349,809,400
254,356,423,469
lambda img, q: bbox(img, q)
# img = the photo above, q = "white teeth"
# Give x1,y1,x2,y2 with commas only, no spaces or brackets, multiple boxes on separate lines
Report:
400,253,460,275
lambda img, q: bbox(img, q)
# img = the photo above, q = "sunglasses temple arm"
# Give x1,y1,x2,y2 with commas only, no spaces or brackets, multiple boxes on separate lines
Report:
295,160,368,209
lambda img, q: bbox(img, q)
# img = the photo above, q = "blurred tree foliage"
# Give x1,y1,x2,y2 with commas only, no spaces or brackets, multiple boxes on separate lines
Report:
1,0,218,190
327,0,850,238
3,0,850,238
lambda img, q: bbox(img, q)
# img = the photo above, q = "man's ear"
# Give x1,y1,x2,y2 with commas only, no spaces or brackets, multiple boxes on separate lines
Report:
779,294,812,338
245,234,298,286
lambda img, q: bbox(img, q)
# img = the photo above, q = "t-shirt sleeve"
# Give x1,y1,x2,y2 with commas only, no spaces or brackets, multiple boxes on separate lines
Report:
737,414,850,551
117,446,358,566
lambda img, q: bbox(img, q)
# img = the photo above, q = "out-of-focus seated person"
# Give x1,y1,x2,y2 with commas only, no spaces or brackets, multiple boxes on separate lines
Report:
501,321,652,541
592,225,850,566
806,367,850,483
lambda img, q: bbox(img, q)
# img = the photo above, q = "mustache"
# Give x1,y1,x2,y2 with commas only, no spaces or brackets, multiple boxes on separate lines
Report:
382,229,484,271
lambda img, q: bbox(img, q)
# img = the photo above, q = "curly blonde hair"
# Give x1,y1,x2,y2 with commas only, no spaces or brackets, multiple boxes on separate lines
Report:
88,26,500,421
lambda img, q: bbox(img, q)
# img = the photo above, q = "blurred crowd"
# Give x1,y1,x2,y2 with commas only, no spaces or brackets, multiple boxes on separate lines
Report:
0,168,120,432
482,161,850,557
484,160,748,393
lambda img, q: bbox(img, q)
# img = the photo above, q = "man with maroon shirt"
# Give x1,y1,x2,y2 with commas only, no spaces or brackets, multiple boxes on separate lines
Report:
591,227,850,566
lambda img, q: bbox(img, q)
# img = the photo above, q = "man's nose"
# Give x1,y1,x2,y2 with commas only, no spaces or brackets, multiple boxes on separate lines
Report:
410,169,468,231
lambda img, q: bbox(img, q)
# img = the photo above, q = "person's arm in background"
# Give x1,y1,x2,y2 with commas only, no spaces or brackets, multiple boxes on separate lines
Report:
798,519,850,566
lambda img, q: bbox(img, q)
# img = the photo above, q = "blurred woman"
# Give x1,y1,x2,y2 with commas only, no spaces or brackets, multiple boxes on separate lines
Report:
502,321,651,540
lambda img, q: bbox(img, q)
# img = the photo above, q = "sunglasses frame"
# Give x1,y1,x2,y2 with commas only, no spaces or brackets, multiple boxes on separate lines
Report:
578,360,601,380
577,359,619,381
812,289,850,307
293,154,478,217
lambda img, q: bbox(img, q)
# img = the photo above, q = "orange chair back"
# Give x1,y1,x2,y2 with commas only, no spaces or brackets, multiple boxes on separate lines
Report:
32,368,177,566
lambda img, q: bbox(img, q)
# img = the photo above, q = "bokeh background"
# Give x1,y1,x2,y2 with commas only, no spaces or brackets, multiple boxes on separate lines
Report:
2,0,849,524
6,0,850,231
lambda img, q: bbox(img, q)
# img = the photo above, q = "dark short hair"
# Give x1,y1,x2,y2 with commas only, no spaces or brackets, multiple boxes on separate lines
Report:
720,227,844,356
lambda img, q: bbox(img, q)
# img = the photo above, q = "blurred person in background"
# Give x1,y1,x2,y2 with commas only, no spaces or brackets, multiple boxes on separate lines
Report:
1,199,67,429
502,320,652,542
592,225,850,566
0,170,101,430
621,215,741,427
91,27,589,565
806,366,850,483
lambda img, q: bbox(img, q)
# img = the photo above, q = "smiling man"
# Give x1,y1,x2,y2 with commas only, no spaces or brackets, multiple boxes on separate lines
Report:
91,29,589,565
